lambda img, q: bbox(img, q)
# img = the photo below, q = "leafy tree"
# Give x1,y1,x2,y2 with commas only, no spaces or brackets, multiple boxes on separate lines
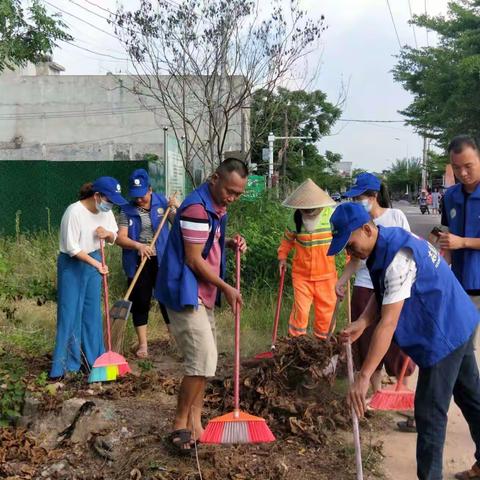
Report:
0,0,72,71
250,87,343,189
384,157,422,198
393,1,480,148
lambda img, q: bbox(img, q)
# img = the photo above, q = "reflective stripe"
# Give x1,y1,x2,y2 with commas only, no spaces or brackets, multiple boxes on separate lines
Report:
295,238,332,247
288,324,307,333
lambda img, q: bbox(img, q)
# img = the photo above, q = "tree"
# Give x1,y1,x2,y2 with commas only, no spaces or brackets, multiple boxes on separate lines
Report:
393,1,480,148
113,0,326,185
0,0,72,72
250,87,342,180
384,158,422,198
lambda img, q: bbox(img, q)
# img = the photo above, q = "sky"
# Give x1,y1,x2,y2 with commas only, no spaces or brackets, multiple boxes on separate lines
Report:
46,0,451,172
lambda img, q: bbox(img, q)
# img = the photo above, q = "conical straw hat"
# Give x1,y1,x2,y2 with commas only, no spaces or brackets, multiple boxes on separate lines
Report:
282,178,336,209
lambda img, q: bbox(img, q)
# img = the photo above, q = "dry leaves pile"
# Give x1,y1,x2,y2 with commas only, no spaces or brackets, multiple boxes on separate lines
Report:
205,336,349,443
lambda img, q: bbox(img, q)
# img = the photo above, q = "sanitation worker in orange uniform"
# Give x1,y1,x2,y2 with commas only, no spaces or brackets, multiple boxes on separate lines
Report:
278,179,337,339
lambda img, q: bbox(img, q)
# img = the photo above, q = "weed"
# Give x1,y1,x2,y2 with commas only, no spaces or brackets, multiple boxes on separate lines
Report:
0,355,26,426
36,371,49,388
137,360,154,373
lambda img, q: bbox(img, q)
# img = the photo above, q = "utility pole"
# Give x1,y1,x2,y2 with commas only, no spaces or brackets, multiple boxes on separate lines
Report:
267,132,311,188
421,136,428,191
163,127,169,195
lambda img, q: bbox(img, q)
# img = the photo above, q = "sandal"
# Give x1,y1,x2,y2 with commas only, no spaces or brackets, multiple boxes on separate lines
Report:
397,418,416,433
455,463,480,479
165,429,193,456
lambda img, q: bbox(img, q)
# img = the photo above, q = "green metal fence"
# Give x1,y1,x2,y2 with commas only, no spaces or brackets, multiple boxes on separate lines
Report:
0,160,149,235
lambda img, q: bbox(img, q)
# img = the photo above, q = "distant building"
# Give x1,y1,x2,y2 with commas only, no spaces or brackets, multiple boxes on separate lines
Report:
334,161,353,177
0,61,248,173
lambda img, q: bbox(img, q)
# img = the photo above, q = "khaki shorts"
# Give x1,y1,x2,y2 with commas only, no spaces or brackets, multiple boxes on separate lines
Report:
167,303,217,377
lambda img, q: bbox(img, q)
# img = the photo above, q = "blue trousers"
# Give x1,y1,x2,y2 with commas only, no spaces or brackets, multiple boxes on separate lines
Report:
50,252,105,378
415,333,480,479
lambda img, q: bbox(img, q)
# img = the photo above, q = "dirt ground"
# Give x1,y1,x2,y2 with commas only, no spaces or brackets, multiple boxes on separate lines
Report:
0,336,388,480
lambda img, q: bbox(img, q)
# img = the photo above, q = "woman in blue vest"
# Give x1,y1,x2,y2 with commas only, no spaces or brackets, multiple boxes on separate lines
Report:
50,177,127,378
328,202,480,480
116,169,179,358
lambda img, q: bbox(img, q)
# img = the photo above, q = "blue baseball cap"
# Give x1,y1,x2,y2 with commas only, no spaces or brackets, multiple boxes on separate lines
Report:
327,202,371,256
92,176,128,206
128,168,150,197
344,172,381,198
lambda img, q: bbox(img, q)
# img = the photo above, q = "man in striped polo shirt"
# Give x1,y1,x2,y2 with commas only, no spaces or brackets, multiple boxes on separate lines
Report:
158,159,248,454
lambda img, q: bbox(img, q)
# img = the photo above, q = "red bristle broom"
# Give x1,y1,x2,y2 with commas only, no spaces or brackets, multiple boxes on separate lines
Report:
88,240,131,383
200,238,275,444
368,355,415,411
254,263,286,360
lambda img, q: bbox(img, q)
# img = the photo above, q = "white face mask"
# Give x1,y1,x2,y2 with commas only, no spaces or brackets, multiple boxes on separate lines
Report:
95,195,113,213
359,199,373,213
301,209,322,232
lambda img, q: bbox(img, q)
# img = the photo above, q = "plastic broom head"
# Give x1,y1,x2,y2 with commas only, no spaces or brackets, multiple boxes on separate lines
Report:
369,385,415,411
93,350,129,368
200,410,275,444
88,365,119,383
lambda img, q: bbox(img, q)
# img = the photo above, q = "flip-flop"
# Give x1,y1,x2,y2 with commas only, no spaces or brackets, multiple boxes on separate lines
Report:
455,463,480,479
164,429,194,457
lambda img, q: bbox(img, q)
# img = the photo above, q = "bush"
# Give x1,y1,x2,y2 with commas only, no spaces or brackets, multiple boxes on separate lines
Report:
226,193,291,292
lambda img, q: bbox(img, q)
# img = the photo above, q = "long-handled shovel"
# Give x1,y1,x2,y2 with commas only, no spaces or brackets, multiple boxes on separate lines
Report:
254,263,286,360
345,279,364,480
110,195,176,353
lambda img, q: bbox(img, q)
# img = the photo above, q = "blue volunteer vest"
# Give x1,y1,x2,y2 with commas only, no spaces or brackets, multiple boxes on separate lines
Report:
121,193,170,298
367,226,479,368
157,183,227,312
443,183,480,290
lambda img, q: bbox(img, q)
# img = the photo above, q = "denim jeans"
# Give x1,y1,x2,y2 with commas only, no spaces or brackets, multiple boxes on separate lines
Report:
415,333,480,479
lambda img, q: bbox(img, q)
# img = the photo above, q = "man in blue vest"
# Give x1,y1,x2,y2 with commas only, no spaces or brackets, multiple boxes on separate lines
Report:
158,158,248,454
328,202,480,480
440,135,480,350
116,169,179,358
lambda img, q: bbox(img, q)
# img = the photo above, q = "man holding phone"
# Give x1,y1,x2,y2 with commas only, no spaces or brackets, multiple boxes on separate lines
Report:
439,136,480,345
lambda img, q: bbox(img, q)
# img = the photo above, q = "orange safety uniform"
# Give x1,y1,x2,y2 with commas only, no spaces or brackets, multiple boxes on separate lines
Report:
278,207,337,339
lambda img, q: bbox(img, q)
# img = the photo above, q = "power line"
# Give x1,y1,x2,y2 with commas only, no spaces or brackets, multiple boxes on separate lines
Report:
54,127,160,146
407,0,418,48
44,0,118,40
61,39,130,61
385,0,403,49
0,105,159,120
338,118,405,123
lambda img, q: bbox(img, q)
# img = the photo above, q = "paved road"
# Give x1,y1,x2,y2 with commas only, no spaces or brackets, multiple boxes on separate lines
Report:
393,201,441,239
380,203,479,480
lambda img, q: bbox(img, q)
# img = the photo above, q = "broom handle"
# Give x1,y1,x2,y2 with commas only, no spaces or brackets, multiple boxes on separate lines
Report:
234,237,241,414
100,240,112,352
123,193,177,300
271,264,286,349
346,279,364,480
395,356,411,392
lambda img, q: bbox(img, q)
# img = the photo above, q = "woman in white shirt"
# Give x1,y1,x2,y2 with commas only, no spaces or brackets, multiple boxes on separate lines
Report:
50,176,127,379
336,172,415,394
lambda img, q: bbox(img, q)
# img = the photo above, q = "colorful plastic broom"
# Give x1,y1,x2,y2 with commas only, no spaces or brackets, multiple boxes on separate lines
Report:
254,263,286,360
368,356,414,411
88,240,131,383
200,239,275,444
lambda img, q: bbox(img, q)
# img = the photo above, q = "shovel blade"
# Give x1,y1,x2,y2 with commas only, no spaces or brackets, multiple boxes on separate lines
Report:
110,300,132,321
